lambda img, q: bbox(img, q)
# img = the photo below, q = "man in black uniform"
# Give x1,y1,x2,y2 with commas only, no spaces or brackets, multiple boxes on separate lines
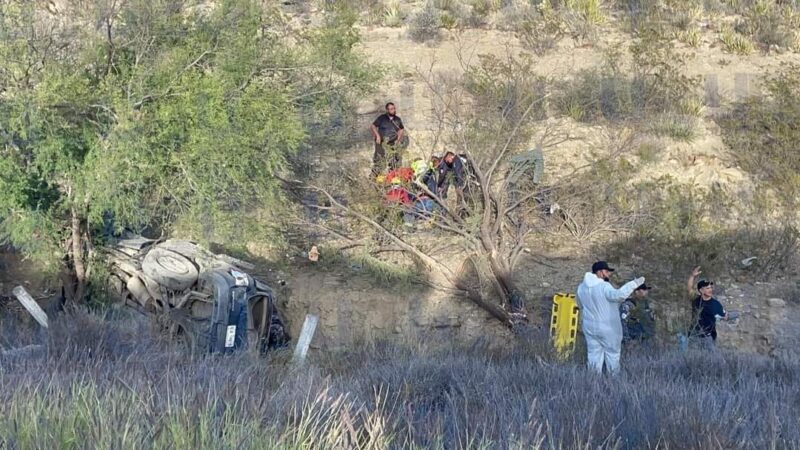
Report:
370,102,405,176
687,266,729,349
620,283,656,343
436,151,466,199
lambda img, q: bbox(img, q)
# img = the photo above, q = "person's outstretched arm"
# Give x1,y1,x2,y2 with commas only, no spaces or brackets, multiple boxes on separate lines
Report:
603,277,645,303
687,266,701,297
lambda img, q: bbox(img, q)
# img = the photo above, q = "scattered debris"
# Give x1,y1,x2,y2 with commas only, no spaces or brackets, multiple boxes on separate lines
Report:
308,246,320,262
740,257,758,268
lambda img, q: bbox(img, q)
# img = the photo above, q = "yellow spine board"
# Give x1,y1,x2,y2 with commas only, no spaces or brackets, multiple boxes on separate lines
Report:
550,293,579,357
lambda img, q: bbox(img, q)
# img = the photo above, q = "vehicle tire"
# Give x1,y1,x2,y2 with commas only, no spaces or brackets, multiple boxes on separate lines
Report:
168,311,202,356
141,247,198,291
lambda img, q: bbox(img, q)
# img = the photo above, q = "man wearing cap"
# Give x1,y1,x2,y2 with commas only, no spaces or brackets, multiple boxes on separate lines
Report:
576,261,645,374
620,284,656,343
687,266,729,348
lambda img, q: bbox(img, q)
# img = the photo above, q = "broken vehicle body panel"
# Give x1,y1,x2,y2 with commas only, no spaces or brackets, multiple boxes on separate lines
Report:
106,234,288,354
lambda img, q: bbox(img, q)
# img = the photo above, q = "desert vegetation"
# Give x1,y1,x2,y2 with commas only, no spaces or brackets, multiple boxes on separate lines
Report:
2,0,800,447
316,0,800,54
0,0,377,303
1,310,799,449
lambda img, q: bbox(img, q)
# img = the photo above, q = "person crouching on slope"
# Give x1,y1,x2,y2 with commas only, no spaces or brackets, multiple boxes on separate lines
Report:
576,261,645,375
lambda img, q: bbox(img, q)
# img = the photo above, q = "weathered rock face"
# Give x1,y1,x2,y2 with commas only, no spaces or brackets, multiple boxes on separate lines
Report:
716,286,800,359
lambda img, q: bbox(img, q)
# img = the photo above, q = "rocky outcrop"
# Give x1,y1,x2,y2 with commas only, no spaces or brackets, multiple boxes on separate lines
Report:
715,285,800,359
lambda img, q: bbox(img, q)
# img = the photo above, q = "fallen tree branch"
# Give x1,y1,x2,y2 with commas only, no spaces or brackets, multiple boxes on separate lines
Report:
307,184,459,284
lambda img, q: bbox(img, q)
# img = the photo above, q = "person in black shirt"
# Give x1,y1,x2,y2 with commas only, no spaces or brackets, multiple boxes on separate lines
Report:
436,151,466,199
370,102,405,176
687,266,729,348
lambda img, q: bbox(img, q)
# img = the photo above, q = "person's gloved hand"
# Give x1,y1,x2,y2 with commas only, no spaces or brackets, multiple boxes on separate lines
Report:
633,277,645,287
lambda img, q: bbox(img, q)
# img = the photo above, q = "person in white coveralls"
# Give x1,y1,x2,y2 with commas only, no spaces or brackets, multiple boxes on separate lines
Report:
576,261,645,375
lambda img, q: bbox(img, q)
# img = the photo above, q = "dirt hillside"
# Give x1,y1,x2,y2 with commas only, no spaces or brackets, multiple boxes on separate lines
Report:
272,6,800,357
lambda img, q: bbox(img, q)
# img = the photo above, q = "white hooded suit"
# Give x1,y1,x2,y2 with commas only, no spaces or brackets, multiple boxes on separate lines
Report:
576,272,644,374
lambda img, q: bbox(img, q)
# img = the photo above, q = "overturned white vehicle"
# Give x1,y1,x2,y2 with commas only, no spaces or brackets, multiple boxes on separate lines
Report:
105,234,287,354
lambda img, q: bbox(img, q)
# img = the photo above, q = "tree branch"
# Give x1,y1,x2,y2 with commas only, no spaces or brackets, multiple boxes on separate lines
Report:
307,184,458,283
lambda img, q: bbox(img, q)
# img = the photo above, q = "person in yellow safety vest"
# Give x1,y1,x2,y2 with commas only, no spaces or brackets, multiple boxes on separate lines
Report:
576,261,645,375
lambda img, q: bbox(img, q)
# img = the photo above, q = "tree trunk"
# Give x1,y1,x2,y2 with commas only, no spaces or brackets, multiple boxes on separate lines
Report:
455,257,514,326
487,254,527,317
68,207,88,303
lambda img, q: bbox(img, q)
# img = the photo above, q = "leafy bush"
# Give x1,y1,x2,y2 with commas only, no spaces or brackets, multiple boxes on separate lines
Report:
382,1,405,27
565,0,606,24
716,65,800,207
408,1,442,42
555,33,702,131
720,26,754,54
737,0,800,51
555,67,635,122
515,4,567,56
439,10,459,28
463,53,550,127
613,0,664,33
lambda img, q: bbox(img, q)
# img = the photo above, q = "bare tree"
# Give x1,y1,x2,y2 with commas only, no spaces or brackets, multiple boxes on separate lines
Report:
297,52,579,328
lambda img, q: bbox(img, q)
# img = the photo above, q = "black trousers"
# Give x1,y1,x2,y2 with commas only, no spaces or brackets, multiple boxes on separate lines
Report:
372,142,402,176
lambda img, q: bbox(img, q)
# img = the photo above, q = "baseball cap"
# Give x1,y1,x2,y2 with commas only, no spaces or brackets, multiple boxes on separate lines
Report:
697,279,714,290
635,283,652,291
591,261,615,273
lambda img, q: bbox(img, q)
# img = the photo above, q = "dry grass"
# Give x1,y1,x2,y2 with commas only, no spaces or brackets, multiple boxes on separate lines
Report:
1,310,798,449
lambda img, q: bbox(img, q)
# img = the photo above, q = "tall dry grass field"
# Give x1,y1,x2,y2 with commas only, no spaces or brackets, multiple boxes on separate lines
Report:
0,311,797,449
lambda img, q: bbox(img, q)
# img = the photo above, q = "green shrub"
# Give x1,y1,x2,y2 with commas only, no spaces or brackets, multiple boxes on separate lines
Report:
408,1,442,42
554,69,636,122
648,113,699,143
741,1,800,50
433,0,459,10
716,65,800,207
382,1,405,27
720,26,754,54
565,0,605,24
463,53,550,124
515,4,566,56
670,3,702,31
345,0,386,25
546,157,643,239
677,27,701,47
555,33,701,128
614,0,664,33
635,138,664,164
